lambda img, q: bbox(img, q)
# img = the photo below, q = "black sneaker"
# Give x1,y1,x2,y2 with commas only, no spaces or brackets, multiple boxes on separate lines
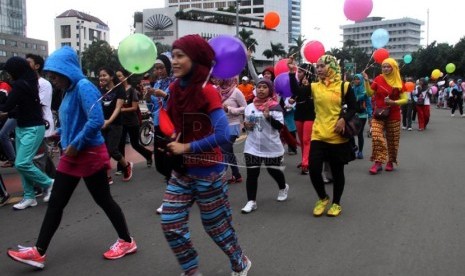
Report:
0,193,10,206
146,158,153,168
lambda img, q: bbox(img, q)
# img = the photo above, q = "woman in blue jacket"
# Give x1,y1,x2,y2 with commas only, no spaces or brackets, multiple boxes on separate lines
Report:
7,46,136,269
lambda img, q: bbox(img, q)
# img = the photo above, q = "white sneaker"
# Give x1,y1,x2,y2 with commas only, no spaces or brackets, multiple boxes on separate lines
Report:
156,203,163,215
231,256,252,276
241,201,257,214
277,184,289,201
43,180,54,203
408,128,412,131
13,199,38,210
402,126,407,130
451,114,455,117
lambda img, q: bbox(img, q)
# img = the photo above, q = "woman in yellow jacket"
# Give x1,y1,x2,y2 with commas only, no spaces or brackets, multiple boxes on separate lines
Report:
362,58,408,174
307,55,357,217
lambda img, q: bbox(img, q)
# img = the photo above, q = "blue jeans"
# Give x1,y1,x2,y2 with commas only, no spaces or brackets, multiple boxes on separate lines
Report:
15,125,53,199
0,118,16,161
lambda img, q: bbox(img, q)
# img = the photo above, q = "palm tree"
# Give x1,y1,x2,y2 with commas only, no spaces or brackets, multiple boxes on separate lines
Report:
288,35,306,64
262,42,287,65
238,28,258,53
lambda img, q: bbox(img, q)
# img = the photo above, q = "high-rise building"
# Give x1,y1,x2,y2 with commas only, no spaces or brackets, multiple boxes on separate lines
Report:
0,0,48,63
341,17,424,60
164,0,301,45
54,9,110,62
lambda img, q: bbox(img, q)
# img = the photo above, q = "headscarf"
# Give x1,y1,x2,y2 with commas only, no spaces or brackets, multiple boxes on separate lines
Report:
155,54,172,75
381,58,402,89
253,78,279,111
217,77,237,102
168,34,215,132
352,73,366,97
317,55,341,86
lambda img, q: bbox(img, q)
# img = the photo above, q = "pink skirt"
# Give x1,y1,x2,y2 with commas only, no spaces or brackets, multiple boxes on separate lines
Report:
57,144,111,178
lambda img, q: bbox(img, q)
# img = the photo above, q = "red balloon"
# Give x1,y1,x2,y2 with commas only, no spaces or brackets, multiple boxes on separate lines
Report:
373,48,389,64
405,81,415,92
302,40,325,63
264,12,280,29
274,58,289,76
159,108,174,137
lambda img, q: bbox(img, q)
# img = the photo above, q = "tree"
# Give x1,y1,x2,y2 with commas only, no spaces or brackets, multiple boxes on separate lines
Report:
82,40,119,77
238,28,258,53
262,42,286,65
288,35,306,64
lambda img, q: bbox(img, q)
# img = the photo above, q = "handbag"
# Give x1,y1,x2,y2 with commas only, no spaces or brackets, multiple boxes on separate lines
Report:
340,82,362,138
373,107,390,119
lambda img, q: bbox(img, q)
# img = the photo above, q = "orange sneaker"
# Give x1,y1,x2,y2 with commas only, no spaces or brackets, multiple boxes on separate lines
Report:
103,238,137,260
7,246,45,269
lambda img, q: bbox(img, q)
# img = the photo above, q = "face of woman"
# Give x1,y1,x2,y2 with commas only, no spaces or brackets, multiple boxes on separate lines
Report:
46,72,69,90
115,71,125,83
381,63,393,75
99,70,113,88
263,71,273,80
297,69,305,81
171,48,192,78
256,83,270,99
153,63,167,79
315,62,327,80
353,78,361,85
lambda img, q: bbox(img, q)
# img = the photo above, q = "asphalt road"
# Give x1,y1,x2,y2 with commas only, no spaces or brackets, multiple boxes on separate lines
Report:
1,107,465,276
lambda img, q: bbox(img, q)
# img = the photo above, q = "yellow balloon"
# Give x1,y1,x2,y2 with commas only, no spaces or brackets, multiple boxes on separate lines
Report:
431,69,441,80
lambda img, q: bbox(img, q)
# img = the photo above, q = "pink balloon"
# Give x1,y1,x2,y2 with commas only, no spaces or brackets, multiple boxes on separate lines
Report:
274,58,289,77
344,0,373,21
430,86,438,95
302,40,325,63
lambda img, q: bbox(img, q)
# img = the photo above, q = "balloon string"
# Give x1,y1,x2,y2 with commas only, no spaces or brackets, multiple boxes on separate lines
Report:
296,66,314,75
88,73,134,115
363,52,375,72
203,61,216,89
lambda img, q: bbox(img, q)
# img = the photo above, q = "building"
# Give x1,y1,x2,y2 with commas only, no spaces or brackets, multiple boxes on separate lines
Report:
341,17,424,60
54,9,110,62
0,0,48,63
164,0,301,45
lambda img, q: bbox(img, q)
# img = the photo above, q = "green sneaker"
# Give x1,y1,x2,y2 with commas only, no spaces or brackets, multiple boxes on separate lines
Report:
313,197,330,216
327,203,342,217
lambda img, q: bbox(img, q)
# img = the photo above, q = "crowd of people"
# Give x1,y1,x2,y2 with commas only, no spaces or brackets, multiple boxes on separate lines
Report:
1,34,463,275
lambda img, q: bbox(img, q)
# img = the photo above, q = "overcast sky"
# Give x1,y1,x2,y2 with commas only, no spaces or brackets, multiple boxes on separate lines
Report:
26,0,464,53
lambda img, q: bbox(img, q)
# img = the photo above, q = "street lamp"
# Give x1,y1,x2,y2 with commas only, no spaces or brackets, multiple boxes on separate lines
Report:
77,20,84,66
235,0,240,37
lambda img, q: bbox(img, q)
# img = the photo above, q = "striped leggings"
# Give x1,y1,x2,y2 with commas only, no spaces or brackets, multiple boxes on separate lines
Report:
161,171,247,275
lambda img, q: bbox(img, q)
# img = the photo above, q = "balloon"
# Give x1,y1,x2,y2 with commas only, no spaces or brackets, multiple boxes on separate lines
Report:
403,54,413,64
405,81,415,92
430,86,438,95
274,73,292,98
274,59,289,77
431,69,441,80
302,40,325,63
118,33,157,74
264,11,280,29
209,35,247,79
424,76,429,82
445,63,456,74
343,0,373,21
373,48,389,64
371,28,389,49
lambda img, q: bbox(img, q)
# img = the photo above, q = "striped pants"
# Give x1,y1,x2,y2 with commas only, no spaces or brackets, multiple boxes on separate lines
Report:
161,171,247,275
370,119,401,164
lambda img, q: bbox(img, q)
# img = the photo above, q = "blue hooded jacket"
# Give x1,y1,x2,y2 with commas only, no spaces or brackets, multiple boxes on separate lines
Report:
43,46,104,151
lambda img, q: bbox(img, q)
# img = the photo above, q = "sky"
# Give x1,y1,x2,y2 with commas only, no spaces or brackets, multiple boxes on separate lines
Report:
26,0,465,53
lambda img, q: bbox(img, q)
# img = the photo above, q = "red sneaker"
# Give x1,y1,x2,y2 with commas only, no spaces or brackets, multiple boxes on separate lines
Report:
369,162,383,175
227,176,243,184
385,162,394,171
122,162,133,182
7,246,45,269
103,238,137,260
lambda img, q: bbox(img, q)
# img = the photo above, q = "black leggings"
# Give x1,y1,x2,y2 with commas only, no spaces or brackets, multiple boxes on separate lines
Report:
35,169,131,254
117,124,153,171
244,153,286,201
309,160,345,204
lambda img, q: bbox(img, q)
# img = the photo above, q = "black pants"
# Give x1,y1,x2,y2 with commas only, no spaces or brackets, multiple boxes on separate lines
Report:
102,125,124,162
244,153,286,201
451,97,464,115
35,169,131,253
117,124,152,171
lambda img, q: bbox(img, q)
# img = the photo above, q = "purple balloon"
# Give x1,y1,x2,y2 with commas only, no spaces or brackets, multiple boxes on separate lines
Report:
274,73,292,98
209,35,247,79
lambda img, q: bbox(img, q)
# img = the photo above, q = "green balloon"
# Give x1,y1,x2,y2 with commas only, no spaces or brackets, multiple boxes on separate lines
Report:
445,63,456,74
118,34,157,74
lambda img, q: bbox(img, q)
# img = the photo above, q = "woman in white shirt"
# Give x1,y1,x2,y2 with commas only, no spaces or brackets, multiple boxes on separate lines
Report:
241,79,289,214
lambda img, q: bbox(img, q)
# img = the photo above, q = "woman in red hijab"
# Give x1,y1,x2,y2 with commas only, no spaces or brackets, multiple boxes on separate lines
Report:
160,34,251,276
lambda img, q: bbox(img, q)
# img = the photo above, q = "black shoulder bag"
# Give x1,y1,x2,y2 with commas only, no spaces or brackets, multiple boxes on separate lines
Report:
340,82,362,138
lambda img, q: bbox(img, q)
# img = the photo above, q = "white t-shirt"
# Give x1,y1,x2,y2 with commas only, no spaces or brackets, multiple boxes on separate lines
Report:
39,77,55,137
243,103,284,158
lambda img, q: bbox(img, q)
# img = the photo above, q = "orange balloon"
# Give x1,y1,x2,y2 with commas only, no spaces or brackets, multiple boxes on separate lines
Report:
264,11,280,29
405,81,415,92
